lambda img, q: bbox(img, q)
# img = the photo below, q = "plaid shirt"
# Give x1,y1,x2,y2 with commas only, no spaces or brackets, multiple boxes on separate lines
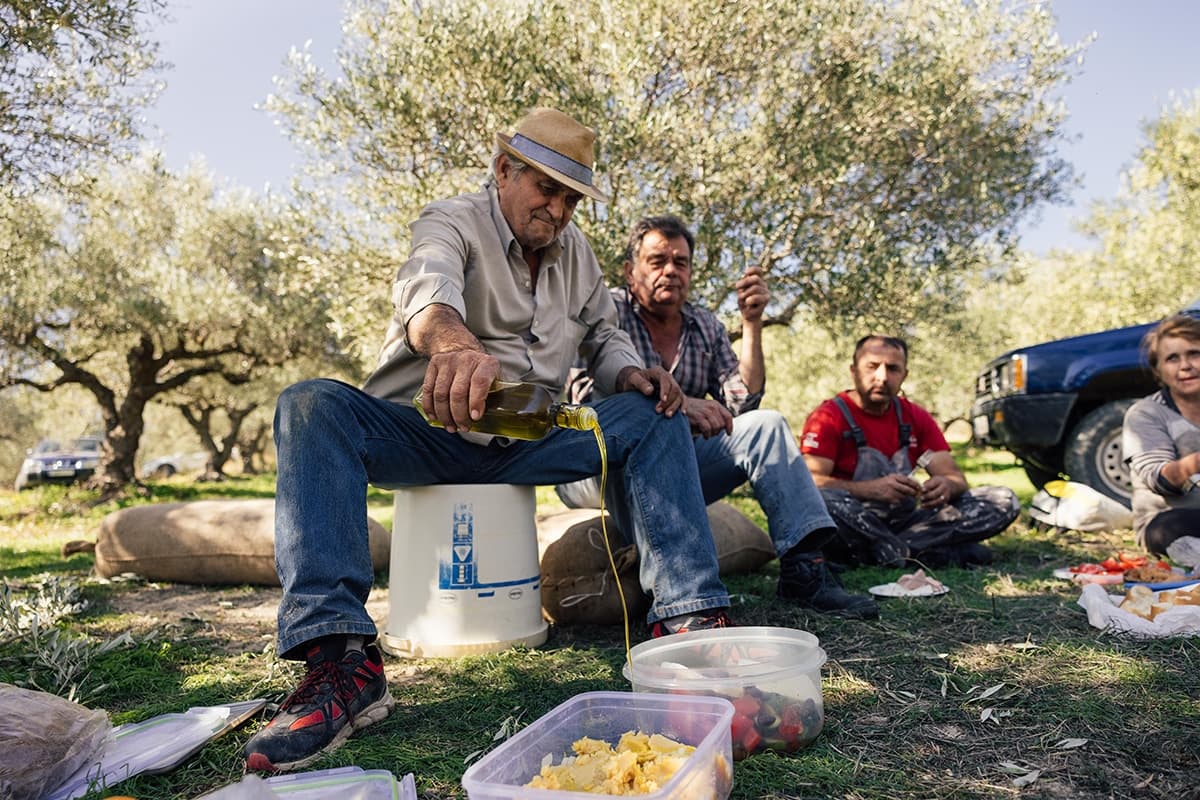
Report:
569,286,762,416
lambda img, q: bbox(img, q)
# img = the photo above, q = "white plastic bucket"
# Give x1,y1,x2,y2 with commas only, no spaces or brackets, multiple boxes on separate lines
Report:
382,484,548,658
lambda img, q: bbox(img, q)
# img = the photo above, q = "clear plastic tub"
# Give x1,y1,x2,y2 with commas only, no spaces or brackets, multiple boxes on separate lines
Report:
461,691,734,800
621,627,826,759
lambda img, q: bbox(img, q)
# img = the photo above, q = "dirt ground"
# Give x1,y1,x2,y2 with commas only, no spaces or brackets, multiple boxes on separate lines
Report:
101,582,392,656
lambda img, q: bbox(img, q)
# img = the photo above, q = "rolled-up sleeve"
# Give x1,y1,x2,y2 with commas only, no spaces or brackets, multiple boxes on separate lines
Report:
394,207,471,339
711,332,762,416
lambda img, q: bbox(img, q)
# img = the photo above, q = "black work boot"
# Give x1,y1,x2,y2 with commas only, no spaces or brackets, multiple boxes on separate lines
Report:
778,548,879,619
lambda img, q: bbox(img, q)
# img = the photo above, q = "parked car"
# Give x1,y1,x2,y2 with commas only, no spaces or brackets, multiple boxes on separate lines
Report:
14,436,104,490
140,451,208,479
970,298,1200,506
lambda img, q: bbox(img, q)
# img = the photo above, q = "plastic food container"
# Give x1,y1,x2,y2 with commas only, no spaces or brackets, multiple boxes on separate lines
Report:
461,691,734,800
621,627,826,759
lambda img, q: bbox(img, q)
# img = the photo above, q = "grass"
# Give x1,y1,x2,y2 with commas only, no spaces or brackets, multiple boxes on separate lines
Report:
1,448,1198,799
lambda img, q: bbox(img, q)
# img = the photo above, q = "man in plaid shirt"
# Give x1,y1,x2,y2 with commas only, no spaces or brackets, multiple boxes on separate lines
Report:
558,215,878,619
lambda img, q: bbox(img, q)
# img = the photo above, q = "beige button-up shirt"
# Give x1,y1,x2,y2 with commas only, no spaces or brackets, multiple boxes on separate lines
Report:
362,182,642,406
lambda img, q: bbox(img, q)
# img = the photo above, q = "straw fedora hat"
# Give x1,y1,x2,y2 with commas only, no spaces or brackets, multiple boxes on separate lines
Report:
496,107,608,203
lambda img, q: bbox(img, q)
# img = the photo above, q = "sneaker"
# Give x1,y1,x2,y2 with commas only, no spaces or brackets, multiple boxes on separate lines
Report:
244,640,395,772
649,609,732,637
778,549,879,620
1166,535,1200,568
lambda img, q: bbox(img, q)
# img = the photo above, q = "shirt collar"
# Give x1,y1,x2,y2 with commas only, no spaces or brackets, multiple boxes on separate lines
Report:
621,286,698,327
485,180,565,264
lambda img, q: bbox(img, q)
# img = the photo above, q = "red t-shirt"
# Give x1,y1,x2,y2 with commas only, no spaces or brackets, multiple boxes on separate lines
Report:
800,391,949,480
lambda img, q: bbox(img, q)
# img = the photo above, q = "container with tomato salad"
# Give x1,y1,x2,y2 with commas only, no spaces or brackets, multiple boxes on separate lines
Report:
622,627,827,759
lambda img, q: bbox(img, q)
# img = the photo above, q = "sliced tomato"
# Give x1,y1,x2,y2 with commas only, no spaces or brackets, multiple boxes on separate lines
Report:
731,712,756,743
732,694,761,718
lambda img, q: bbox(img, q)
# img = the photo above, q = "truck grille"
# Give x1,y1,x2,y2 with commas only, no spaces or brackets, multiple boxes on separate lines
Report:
975,354,1026,399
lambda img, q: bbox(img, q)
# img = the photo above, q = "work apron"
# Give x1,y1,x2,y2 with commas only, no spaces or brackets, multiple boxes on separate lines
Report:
819,398,1020,562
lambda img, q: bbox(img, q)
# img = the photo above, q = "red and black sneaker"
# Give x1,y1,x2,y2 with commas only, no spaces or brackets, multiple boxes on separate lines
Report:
244,640,395,772
648,609,733,638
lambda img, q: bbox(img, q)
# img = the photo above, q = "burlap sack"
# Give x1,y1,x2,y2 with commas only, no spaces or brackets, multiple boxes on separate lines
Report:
536,501,776,625
94,499,390,585
707,501,778,574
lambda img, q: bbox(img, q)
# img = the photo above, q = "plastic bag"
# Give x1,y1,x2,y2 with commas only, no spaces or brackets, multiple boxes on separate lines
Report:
0,683,112,800
1077,583,1200,638
1027,480,1133,532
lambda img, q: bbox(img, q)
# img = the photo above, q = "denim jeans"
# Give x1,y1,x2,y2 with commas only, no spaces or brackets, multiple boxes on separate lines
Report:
272,379,729,658
556,409,835,557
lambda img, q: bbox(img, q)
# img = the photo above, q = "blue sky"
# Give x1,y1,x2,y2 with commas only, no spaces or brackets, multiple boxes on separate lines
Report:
144,1,1200,256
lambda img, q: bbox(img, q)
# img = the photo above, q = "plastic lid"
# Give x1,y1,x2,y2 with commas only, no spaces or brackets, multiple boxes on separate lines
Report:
621,626,827,690
47,700,268,800
266,766,418,800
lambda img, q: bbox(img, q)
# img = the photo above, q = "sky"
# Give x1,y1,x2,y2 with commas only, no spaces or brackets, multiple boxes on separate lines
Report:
144,1,1200,256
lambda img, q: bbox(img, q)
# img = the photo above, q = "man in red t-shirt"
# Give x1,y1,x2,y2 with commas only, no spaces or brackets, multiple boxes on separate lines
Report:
800,335,1019,567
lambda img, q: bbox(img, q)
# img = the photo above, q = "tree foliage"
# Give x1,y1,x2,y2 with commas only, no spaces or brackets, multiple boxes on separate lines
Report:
906,92,1200,421
0,155,356,491
268,0,1081,353
0,0,163,190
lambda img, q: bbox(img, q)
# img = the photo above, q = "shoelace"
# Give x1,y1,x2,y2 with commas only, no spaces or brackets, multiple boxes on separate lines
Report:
674,610,730,632
280,659,355,713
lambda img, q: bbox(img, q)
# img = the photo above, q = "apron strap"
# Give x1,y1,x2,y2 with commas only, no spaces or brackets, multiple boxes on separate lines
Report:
833,396,867,448
835,395,912,457
894,399,912,455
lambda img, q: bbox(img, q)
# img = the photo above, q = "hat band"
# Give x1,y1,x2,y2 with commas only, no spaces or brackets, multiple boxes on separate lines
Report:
508,134,594,188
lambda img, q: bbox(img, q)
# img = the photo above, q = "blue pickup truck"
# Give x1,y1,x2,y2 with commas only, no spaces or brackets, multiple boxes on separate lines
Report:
970,298,1200,505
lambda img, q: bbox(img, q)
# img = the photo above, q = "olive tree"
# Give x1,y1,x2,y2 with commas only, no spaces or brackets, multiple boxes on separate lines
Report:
0,154,355,492
0,0,163,190
268,0,1082,352
160,355,360,480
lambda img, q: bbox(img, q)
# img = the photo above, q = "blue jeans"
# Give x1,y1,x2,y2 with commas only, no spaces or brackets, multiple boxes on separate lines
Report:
556,409,835,557
272,379,729,658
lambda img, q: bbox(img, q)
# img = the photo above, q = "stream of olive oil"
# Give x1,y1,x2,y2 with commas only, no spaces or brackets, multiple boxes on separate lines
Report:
586,419,632,668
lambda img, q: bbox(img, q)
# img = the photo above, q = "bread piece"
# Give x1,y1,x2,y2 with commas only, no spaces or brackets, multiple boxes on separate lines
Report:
1170,584,1200,605
1119,585,1155,620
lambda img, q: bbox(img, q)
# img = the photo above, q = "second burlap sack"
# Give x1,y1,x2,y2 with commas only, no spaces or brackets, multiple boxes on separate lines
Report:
537,501,776,625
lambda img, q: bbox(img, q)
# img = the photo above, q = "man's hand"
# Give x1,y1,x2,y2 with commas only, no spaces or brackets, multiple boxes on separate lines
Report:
616,365,683,416
736,266,769,324
419,350,500,432
683,397,734,438
858,473,922,504
919,475,955,508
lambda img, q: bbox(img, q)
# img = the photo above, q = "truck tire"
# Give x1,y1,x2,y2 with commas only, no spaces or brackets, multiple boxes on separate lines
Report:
1063,399,1137,506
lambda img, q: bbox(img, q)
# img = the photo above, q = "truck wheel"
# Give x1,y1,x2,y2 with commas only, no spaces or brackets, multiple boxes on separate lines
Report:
1063,399,1136,506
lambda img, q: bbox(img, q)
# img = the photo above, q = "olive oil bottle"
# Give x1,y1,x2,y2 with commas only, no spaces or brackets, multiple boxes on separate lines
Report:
413,380,598,439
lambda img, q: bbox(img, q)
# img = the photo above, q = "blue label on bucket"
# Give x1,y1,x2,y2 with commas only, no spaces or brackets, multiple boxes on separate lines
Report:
436,499,541,593
447,503,474,587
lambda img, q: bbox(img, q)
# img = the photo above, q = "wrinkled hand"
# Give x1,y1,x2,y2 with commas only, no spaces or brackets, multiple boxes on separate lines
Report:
736,266,769,324
419,350,500,432
617,365,683,416
684,397,733,438
919,475,954,508
860,473,921,504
